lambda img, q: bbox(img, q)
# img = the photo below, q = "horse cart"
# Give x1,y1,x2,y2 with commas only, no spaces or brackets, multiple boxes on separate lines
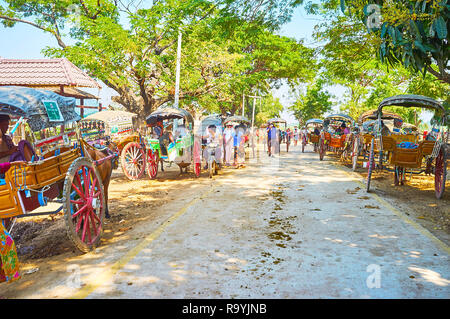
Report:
0,86,114,255
268,117,289,152
143,106,201,179
224,115,250,167
200,114,224,178
304,118,323,153
319,113,355,161
365,95,448,199
80,110,139,172
353,109,405,171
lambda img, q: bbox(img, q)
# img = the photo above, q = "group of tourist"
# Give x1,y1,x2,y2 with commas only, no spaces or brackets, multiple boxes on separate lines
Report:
202,123,248,168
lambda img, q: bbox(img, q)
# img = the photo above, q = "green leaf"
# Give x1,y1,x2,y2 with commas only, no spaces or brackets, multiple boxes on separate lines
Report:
340,0,346,14
410,20,422,41
433,17,447,40
380,22,388,38
422,0,427,13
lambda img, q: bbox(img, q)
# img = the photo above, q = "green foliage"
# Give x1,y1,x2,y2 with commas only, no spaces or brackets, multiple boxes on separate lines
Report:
1,0,316,119
289,79,334,125
341,0,450,84
301,0,449,124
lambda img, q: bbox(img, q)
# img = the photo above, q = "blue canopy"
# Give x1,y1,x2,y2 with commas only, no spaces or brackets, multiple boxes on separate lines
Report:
324,113,354,122
305,118,323,126
0,86,80,131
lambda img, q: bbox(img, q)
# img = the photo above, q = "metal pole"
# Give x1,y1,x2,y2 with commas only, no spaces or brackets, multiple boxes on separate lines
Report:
242,93,245,116
174,30,182,108
251,97,256,158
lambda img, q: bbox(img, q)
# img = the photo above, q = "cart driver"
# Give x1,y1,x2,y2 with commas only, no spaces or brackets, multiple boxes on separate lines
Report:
203,125,222,169
393,118,403,134
313,125,320,136
0,114,35,163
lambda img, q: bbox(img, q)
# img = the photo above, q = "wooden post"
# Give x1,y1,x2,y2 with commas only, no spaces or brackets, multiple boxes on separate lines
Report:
80,98,84,118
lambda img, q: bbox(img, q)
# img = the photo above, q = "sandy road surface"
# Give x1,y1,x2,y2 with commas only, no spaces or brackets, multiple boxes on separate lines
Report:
1,143,449,298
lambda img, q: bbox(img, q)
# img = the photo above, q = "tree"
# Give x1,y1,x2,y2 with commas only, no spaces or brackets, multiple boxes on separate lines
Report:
289,79,334,125
301,0,449,122
1,0,316,119
340,0,450,84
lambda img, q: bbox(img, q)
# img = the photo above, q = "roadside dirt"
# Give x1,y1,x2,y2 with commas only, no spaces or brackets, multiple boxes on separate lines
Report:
7,165,228,280
336,154,450,245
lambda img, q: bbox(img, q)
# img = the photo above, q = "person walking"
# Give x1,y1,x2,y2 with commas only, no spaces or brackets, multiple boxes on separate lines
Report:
233,125,243,166
223,123,234,166
293,126,299,146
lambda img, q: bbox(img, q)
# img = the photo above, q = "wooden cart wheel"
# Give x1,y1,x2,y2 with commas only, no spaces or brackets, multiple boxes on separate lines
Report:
366,138,375,192
352,137,359,171
319,138,325,161
435,147,447,199
63,158,105,253
121,142,146,180
146,149,158,179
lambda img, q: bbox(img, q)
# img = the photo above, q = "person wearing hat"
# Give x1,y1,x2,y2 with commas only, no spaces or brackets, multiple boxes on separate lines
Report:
0,115,18,163
0,115,36,164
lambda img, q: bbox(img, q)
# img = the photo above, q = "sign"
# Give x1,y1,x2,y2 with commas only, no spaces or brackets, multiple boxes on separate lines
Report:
42,100,64,122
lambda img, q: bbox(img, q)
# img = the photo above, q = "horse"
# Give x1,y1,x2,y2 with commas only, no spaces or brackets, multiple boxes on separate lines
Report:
81,139,118,219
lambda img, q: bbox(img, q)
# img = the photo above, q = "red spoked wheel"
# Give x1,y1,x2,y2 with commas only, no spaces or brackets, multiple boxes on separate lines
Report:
352,137,359,171
63,158,105,252
146,149,158,179
435,147,447,199
121,142,146,180
366,138,375,192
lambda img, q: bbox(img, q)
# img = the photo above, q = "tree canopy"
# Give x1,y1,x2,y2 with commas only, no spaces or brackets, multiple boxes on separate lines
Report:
0,0,316,119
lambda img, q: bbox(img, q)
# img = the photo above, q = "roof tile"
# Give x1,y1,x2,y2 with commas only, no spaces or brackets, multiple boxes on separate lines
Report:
0,58,101,88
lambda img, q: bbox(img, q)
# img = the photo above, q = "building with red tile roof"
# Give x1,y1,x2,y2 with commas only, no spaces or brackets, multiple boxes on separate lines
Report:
0,57,104,117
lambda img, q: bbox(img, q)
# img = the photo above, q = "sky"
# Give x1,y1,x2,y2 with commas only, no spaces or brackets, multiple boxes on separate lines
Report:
0,2,343,124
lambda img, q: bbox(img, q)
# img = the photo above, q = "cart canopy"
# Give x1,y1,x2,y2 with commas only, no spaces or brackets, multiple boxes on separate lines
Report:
358,109,404,125
324,113,354,122
146,106,194,126
223,115,249,125
0,86,80,131
378,95,444,113
268,117,287,124
200,114,223,133
82,110,137,125
305,118,323,126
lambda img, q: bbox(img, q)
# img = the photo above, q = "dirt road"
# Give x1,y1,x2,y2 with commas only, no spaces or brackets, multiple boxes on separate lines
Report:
1,143,449,298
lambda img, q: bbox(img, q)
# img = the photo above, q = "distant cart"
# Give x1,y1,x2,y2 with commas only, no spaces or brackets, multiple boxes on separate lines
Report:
365,95,448,199
144,106,201,178
80,110,139,170
319,113,355,161
304,118,323,153
268,117,288,152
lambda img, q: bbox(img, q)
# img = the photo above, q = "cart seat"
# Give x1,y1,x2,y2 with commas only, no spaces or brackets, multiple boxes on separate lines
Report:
421,140,436,156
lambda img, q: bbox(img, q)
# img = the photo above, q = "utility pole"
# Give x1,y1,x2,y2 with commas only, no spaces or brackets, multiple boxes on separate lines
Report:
174,30,182,108
242,92,245,116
